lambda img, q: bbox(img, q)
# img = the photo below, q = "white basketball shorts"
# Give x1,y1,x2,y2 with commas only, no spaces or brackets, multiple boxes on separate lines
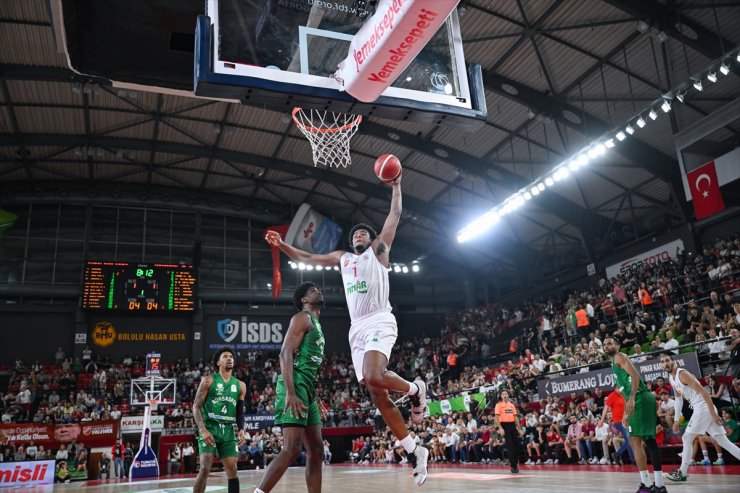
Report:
348,310,398,383
685,402,725,436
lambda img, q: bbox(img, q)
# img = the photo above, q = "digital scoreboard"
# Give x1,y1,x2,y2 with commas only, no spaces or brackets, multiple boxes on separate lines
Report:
82,261,197,311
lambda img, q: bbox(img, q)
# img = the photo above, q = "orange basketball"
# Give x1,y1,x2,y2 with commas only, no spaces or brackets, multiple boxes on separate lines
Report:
374,154,402,182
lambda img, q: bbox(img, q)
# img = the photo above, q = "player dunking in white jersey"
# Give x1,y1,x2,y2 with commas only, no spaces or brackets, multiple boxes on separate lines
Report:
660,352,740,483
265,172,430,487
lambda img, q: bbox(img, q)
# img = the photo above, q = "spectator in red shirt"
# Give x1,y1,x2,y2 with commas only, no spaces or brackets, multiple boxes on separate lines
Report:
603,389,634,465
545,428,564,464
577,416,596,464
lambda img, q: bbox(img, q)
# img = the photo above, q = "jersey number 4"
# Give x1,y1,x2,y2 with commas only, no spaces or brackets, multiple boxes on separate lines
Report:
221,405,228,414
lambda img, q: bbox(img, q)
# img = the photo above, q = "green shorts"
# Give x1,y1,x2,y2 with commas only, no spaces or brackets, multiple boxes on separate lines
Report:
197,421,239,458
274,377,321,427
628,390,657,438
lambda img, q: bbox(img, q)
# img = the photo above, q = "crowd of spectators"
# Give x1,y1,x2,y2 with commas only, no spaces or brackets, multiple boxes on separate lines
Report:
1,235,739,474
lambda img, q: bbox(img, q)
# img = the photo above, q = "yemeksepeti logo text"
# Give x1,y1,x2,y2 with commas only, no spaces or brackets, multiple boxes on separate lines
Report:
214,317,284,350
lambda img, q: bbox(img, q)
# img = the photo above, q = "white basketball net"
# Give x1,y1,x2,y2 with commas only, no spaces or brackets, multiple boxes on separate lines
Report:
292,108,362,168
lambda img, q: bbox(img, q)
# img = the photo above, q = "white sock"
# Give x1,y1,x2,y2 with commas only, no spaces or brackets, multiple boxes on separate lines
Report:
400,435,416,454
702,450,709,459
717,452,723,459
654,471,664,487
639,470,651,486
406,382,419,396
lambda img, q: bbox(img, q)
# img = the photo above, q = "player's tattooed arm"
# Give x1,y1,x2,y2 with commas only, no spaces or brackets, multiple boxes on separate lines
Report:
193,375,212,432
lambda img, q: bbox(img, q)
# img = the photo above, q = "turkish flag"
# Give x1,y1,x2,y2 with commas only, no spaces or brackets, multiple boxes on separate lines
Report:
687,161,725,220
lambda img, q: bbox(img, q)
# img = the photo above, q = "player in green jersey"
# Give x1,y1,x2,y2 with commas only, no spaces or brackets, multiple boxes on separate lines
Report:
193,347,247,493
254,282,328,493
604,337,666,493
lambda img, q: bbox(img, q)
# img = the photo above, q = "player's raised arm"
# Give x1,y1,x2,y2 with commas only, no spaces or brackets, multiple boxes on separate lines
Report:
265,230,343,267
374,174,402,260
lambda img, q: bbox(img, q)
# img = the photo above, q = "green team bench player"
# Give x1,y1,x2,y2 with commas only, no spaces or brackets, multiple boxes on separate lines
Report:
192,347,247,493
255,281,328,493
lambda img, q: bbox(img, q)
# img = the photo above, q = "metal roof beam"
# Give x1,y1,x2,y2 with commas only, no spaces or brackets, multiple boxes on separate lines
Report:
603,0,740,75
0,132,541,264
484,72,687,210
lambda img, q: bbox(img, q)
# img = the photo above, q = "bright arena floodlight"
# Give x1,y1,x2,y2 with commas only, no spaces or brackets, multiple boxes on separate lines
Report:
457,209,501,243
412,264,420,272
545,176,555,186
648,109,658,120
393,265,401,273
693,79,703,91
605,139,615,148
298,262,306,270
661,99,671,113
636,117,646,128
707,71,717,83
401,266,409,273
616,131,626,141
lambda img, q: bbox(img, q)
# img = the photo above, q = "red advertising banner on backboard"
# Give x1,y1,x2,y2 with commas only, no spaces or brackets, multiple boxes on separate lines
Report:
0,420,118,448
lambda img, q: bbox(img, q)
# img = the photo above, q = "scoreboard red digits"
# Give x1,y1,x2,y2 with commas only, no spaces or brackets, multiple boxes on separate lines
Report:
82,261,197,312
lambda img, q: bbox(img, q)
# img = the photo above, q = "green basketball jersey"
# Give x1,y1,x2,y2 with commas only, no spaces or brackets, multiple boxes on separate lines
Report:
203,372,240,424
292,310,325,385
612,360,647,399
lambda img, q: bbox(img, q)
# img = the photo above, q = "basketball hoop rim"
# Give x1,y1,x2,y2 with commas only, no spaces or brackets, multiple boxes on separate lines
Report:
292,107,362,134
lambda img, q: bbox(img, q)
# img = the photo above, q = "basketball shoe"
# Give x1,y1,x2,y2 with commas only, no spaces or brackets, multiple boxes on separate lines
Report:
409,379,427,424
665,470,687,482
407,445,429,487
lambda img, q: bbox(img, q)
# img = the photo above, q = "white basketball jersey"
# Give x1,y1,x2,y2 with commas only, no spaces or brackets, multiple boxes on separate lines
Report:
669,367,704,410
340,246,391,323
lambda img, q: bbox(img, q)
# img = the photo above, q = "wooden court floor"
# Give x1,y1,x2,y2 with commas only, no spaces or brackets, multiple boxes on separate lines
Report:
23,463,740,493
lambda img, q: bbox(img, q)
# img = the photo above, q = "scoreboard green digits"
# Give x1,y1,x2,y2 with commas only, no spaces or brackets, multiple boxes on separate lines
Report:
82,261,197,311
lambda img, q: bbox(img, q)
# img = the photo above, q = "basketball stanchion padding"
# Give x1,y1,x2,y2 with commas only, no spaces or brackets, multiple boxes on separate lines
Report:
292,107,362,168
374,154,402,182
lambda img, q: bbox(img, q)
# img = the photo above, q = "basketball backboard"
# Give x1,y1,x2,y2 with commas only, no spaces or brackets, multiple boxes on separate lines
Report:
130,377,176,410
195,0,486,129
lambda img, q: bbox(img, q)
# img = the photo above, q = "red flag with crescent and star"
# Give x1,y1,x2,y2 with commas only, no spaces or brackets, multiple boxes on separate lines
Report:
686,161,725,220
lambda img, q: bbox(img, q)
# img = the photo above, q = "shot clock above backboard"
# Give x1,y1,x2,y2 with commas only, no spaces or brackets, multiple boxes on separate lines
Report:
82,261,197,312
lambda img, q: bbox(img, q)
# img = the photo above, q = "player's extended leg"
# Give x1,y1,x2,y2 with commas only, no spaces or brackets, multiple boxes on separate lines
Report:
711,431,740,461
192,453,213,493
362,350,412,438
303,424,324,493
666,431,698,482
363,350,428,486
256,427,305,493
222,456,239,493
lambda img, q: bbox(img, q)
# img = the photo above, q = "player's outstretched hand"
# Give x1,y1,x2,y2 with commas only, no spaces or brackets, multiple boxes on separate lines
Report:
285,392,307,419
318,400,329,421
264,230,283,247
386,172,402,186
